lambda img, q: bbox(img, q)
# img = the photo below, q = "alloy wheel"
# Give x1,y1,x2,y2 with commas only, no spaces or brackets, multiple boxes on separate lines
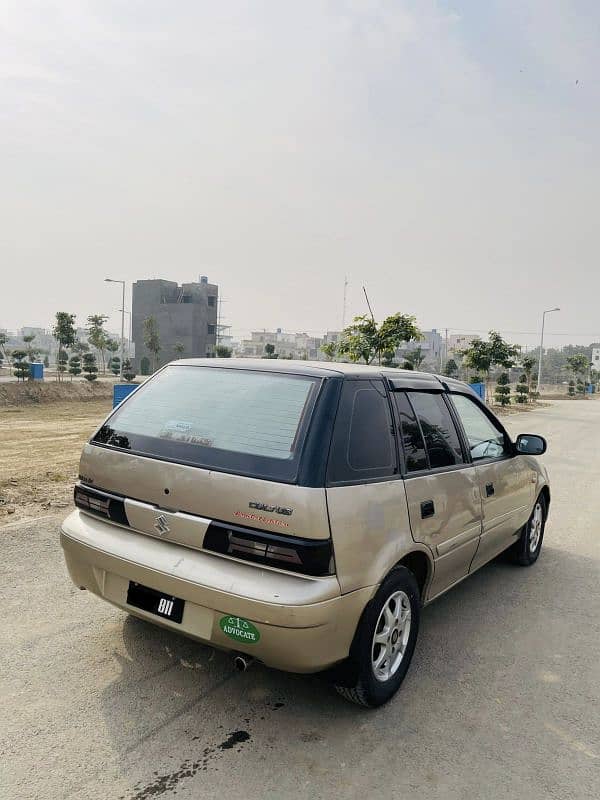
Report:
371,590,412,682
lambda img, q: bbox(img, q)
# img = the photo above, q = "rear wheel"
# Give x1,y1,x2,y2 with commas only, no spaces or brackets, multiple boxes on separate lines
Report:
509,494,547,566
334,566,420,707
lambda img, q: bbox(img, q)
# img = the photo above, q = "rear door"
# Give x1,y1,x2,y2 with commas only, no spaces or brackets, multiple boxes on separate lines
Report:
325,378,409,594
394,390,482,600
448,392,534,571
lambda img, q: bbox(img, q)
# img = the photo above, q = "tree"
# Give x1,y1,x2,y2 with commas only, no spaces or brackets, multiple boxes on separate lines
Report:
444,358,458,377
104,338,124,378
215,345,232,358
403,346,426,371
566,354,589,380
576,378,586,396
143,316,161,371
57,349,68,378
263,343,278,359
43,355,50,368
461,331,519,402
521,356,536,391
567,379,576,397
68,355,82,380
173,342,185,358
23,334,39,363
12,350,29,382
494,372,511,406
122,358,136,382
337,313,421,365
72,339,89,355
381,350,399,368
87,314,110,374
52,312,77,382
82,352,98,382
320,342,338,361
515,374,529,404
529,374,540,402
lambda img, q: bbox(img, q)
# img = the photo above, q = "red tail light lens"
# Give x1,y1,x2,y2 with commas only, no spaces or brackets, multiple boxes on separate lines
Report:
203,521,333,576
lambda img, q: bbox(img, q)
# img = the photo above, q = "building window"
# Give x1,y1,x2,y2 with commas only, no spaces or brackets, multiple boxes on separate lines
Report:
208,296,216,307
207,324,216,336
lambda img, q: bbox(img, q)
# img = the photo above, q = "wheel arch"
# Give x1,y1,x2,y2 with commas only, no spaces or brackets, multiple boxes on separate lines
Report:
395,548,433,602
539,484,551,517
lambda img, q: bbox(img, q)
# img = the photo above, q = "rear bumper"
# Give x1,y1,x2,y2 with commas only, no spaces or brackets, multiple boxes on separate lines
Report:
60,510,373,673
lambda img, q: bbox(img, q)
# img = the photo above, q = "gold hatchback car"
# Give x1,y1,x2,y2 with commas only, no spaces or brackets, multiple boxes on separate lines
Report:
61,359,550,706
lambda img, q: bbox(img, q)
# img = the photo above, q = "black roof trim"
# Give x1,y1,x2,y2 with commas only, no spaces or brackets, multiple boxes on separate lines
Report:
388,374,445,391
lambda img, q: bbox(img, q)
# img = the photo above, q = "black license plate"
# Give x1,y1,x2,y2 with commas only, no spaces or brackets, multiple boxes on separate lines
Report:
127,582,185,624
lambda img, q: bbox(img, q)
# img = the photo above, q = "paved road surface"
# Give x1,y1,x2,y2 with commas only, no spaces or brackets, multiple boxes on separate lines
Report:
3,400,599,800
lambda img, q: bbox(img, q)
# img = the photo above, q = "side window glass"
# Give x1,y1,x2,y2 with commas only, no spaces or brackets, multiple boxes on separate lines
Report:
327,381,396,483
407,392,464,469
393,392,428,472
451,394,507,461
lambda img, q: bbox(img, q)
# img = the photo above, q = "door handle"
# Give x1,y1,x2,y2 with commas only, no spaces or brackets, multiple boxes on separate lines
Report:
421,500,435,519
486,482,495,497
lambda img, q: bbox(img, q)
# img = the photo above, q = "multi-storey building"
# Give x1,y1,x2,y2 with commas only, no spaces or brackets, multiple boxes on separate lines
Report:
131,276,218,374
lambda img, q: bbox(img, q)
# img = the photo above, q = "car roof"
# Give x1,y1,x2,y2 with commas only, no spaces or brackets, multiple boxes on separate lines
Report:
171,358,475,393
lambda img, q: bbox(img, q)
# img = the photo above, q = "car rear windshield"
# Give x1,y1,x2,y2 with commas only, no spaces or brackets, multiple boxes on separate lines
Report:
92,366,321,482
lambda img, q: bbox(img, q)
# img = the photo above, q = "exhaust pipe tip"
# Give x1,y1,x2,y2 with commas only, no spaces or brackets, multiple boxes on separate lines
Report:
233,654,254,672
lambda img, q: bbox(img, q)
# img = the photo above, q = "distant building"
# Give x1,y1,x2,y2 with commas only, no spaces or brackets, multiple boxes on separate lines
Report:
592,347,600,371
132,276,218,374
447,333,479,356
236,329,323,360
396,329,443,369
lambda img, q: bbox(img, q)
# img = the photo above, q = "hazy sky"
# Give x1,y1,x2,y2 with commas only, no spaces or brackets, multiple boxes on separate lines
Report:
2,1,599,347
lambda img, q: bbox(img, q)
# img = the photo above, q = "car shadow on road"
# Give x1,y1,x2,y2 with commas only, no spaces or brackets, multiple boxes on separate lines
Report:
98,543,599,798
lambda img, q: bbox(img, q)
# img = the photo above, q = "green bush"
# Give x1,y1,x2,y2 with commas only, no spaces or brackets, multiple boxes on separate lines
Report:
494,373,511,406
515,374,529,404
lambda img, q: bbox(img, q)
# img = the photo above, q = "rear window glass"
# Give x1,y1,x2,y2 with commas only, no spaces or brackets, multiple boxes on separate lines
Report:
93,366,321,482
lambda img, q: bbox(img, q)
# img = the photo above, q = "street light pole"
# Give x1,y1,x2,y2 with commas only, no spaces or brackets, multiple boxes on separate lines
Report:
105,278,126,381
536,307,560,393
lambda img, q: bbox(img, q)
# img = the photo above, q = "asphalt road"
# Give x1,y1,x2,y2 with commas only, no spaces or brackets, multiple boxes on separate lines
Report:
3,399,599,800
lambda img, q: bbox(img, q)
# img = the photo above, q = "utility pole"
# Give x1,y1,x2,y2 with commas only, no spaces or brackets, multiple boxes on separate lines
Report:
341,276,348,330
105,278,126,380
537,307,560,391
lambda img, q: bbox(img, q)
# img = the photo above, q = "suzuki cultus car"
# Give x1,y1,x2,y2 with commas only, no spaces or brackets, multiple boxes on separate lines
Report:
61,360,549,706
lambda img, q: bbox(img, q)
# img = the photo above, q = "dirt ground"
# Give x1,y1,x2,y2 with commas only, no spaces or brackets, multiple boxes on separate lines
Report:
0,399,111,524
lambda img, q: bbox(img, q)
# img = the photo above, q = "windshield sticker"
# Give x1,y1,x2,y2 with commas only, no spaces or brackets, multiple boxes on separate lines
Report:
159,420,214,446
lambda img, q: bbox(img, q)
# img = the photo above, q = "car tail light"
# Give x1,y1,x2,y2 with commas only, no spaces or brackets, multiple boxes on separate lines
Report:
74,484,129,526
203,521,333,576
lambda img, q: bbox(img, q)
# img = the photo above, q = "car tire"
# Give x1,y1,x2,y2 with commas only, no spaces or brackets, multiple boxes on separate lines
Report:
334,566,420,708
509,494,547,566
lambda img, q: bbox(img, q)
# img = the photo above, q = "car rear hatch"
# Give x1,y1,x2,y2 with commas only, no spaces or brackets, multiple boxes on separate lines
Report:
75,363,336,577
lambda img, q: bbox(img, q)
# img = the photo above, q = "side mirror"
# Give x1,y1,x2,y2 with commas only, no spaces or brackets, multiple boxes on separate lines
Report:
516,434,547,455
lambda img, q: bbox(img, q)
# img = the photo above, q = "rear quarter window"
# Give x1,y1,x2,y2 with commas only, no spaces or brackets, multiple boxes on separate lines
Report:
327,380,397,484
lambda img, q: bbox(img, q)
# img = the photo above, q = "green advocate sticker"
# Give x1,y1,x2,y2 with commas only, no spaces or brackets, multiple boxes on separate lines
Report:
219,615,261,644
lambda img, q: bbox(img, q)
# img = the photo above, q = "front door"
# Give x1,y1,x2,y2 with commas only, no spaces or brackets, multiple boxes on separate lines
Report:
448,393,534,571
393,391,483,600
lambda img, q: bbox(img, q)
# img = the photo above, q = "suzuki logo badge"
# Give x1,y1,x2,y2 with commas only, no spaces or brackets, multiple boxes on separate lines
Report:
154,513,170,536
